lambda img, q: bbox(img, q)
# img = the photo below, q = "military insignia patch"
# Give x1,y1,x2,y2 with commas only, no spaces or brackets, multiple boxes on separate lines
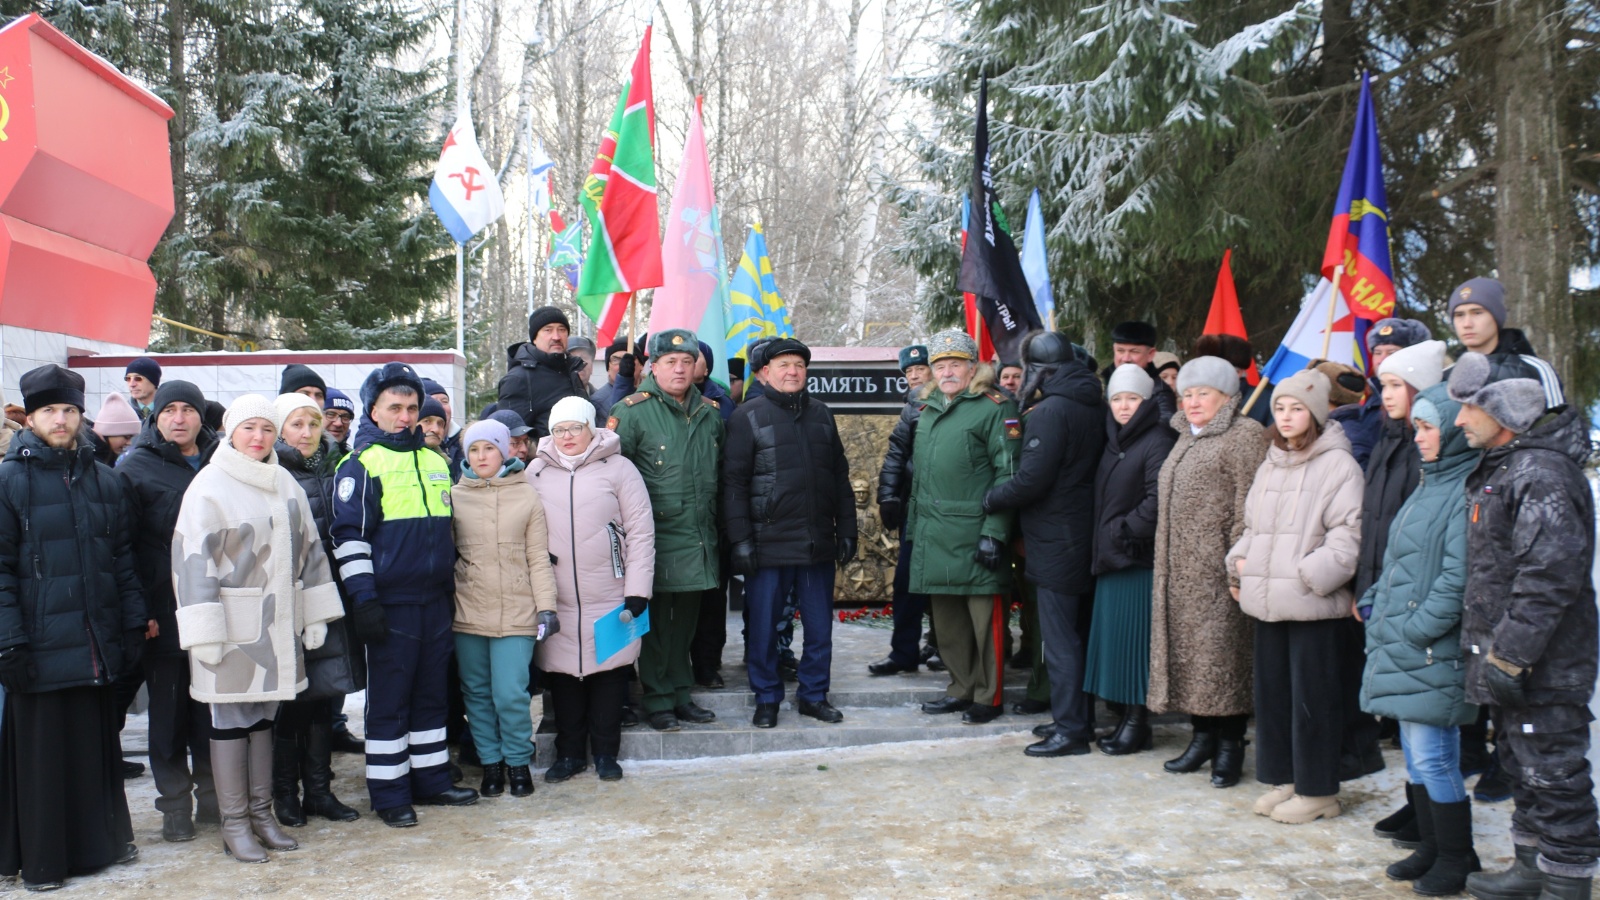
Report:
1004,418,1021,439
606,416,619,430
1459,285,1473,301
1379,325,1394,336
337,477,355,502
672,334,685,345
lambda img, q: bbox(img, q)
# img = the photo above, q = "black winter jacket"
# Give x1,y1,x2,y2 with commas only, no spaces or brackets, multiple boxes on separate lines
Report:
876,390,922,512
1100,362,1177,424
983,361,1106,594
1329,382,1384,470
1353,414,1421,598
1461,406,1596,720
277,437,340,552
496,342,586,438
723,388,856,567
115,417,216,657
1091,399,1177,574
0,430,145,691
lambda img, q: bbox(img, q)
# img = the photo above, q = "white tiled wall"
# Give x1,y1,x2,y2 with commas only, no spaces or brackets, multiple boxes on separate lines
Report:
0,324,143,407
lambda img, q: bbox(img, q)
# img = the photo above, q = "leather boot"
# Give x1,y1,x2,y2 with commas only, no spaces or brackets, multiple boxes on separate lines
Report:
1100,705,1152,756
480,762,506,797
1387,787,1436,880
246,729,298,851
1465,844,1542,900
1210,738,1247,788
1537,873,1593,900
1096,705,1132,753
301,720,359,822
210,738,267,863
1413,798,1480,896
1164,731,1218,773
270,730,305,827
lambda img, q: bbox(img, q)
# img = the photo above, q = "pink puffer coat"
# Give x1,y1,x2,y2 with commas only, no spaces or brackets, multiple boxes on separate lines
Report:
528,428,656,676
1226,420,1364,623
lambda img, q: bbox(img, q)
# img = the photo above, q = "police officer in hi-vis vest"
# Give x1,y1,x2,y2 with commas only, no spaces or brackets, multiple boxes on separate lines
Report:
331,363,478,827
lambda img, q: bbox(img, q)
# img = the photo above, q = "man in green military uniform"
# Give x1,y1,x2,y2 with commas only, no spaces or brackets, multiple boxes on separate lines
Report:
908,330,1020,724
607,329,725,732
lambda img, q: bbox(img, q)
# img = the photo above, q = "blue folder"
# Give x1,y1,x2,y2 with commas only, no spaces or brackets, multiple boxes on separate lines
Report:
594,605,650,665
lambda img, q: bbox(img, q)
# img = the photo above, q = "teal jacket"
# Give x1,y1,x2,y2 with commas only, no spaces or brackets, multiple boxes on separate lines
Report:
1358,383,1479,727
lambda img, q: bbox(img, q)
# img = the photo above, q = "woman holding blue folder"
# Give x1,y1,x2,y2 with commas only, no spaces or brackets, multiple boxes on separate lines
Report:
530,397,655,784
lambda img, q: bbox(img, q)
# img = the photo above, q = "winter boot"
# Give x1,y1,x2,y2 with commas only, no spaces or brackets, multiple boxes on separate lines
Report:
211,739,267,863
1164,731,1218,774
1269,793,1341,824
480,762,506,797
301,720,359,822
1210,738,1247,788
1465,844,1542,900
1100,705,1153,756
1536,873,1593,900
1253,784,1295,817
1413,798,1480,896
1377,782,1422,848
246,729,298,851
270,730,305,827
1387,788,1437,880
506,765,534,798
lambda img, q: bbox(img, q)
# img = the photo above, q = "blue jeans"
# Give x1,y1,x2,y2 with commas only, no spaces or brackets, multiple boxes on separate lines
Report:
453,634,536,767
1401,720,1467,803
746,563,836,704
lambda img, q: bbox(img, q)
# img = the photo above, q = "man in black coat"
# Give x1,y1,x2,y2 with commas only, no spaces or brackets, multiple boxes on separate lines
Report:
0,365,144,891
870,344,933,675
113,380,219,842
1100,321,1176,423
724,338,856,729
984,332,1106,757
1450,353,1598,899
496,306,585,438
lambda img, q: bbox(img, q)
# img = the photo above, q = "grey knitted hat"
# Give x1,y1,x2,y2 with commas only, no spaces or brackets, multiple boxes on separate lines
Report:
1447,351,1547,434
1175,356,1239,397
1107,364,1154,400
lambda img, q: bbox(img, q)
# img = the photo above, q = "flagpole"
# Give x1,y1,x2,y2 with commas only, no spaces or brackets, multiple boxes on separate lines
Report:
1319,264,1345,360
453,0,467,357
525,112,535,317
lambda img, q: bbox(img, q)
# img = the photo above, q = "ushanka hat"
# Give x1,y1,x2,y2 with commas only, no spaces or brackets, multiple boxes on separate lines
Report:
1447,351,1547,434
649,329,700,360
1110,321,1157,347
927,329,978,363
1366,317,1431,352
898,345,929,371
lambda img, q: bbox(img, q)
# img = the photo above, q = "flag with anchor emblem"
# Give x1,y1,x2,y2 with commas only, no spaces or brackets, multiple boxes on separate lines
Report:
429,107,506,244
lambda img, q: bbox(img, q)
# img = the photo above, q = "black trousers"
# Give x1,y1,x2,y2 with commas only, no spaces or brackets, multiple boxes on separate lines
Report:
1253,618,1342,797
545,668,630,761
888,538,929,666
142,653,215,816
1037,588,1093,740
1335,616,1382,761
691,580,728,676
1500,716,1600,872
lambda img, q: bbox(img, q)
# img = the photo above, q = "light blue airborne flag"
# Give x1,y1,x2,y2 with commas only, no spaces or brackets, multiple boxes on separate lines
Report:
726,223,792,361
1020,189,1053,329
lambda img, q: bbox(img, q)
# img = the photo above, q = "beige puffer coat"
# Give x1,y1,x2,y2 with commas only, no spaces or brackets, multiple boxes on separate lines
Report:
1148,399,1268,717
529,428,656,677
1227,420,1364,622
449,464,559,637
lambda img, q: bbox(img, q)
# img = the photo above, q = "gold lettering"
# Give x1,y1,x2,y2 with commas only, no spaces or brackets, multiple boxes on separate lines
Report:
1349,278,1375,303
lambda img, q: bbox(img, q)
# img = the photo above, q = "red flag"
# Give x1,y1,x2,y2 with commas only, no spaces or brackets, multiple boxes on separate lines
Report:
960,196,996,361
1203,249,1258,386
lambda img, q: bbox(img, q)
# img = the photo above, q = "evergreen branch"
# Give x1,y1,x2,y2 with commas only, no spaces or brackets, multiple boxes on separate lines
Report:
1266,26,1502,107
1429,163,1498,200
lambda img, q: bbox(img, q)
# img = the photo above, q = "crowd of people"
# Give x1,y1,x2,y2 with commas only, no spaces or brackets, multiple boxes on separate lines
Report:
0,283,1592,900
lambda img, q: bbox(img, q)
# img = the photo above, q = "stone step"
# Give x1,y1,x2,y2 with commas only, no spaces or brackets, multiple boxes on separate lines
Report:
534,702,1055,763
682,681,1037,714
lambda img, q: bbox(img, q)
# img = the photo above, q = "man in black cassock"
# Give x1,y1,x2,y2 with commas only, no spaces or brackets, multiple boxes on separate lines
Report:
0,365,145,890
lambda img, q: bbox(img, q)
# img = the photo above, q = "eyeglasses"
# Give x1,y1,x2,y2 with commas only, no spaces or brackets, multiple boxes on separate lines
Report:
550,425,588,438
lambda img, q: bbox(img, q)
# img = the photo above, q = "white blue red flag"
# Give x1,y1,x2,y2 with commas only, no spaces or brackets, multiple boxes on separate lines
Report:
429,112,506,244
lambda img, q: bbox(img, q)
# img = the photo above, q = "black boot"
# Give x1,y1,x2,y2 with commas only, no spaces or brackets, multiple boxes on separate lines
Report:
1413,798,1479,896
270,731,305,827
1387,787,1436,881
1465,844,1542,900
479,762,506,798
1096,705,1132,753
1164,731,1218,774
1376,784,1423,849
1210,738,1246,788
301,720,360,822
1537,873,1593,900
506,765,534,798
1100,705,1152,756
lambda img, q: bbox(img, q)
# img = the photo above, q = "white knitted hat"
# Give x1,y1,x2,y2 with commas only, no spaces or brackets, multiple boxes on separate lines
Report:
1377,339,1446,392
549,395,596,430
1107,363,1154,400
223,393,283,439
274,392,323,426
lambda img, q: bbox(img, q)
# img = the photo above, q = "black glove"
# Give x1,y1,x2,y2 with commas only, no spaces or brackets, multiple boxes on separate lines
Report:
732,540,758,576
1484,654,1529,708
350,601,389,646
121,628,146,675
0,646,36,692
836,537,857,563
974,535,1003,571
536,610,560,642
618,354,636,380
980,490,998,516
878,499,902,531
624,595,649,618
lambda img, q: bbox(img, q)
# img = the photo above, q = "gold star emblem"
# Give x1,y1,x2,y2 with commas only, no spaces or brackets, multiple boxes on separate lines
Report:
0,68,12,90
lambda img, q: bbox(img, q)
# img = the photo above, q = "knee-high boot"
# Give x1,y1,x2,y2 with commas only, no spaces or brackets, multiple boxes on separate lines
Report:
302,719,360,822
270,727,305,827
211,738,267,863
246,729,299,851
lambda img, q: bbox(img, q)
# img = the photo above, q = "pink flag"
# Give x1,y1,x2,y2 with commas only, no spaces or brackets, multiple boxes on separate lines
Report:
647,99,720,335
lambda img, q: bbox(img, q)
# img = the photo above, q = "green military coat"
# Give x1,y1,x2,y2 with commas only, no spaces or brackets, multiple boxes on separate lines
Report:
906,386,1019,595
609,375,724,593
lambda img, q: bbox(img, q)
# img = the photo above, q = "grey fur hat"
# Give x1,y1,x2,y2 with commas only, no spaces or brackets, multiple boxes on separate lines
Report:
1176,355,1239,397
1447,351,1547,434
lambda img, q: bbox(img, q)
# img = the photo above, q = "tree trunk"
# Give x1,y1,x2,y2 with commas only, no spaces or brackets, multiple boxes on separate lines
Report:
1493,0,1573,383
162,0,187,319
